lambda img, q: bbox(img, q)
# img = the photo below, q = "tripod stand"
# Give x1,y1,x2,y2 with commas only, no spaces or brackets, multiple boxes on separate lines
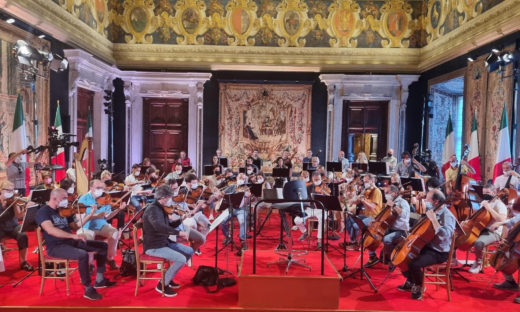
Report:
343,214,378,292
216,192,245,257
12,205,40,288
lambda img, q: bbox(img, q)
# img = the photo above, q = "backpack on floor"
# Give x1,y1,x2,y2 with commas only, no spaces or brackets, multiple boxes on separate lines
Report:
119,249,136,276
193,265,236,293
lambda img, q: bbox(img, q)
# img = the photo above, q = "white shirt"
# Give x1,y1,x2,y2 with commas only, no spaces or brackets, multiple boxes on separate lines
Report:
125,174,141,194
486,199,508,236
494,174,519,189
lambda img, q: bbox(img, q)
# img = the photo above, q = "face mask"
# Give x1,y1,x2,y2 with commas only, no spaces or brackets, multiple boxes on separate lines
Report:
451,162,458,168
392,182,400,187
93,189,104,198
425,202,434,210
150,177,158,183
3,192,14,199
256,177,264,184
503,170,511,176
191,182,198,189
176,170,182,174
403,159,411,165
46,178,52,184
134,171,140,177
304,177,310,182
246,170,253,175
387,153,392,157
165,198,174,207
483,194,494,201
364,182,371,189
346,178,353,184
58,199,68,208
237,180,245,186
385,194,394,202
314,180,322,186
67,187,75,194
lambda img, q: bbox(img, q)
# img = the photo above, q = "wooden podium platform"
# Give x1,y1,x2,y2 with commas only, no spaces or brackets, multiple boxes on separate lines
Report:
238,250,341,310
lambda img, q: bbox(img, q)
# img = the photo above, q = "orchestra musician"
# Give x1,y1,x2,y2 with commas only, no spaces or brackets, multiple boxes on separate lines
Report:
294,171,331,249
396,189,455,300
273,157,289,188
126,164,148,211
220,172,251,250
395,151,427,178
78,180,126,270
177,151,191,168
381,185,410,271
166,163,184,182
66,162,76,182
245,157,259,173
337,150,350,172
382,149,398,173
488,212,520,302
5,150,28,196
36,188,115,300
444,154,476,194
355,152,369,164
183,174,212,234
308,156,320,171
0,181,32,271
302,149,313,164
142,185,190,297
494,161,520,190
210,155,223,176
281,150,293,177
142,157,157,171
35,171,55,190
250,149,262,169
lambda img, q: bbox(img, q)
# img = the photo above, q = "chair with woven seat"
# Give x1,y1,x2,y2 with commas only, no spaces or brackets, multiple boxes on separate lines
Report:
132,225,168,296
422,233,457,301
36,227,77,296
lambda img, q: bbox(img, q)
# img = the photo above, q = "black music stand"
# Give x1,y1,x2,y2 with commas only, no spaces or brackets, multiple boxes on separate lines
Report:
267,180,312,274
119,207,146,249
368,161,388,175
238,167,246,174
302,162,310,171
326,161,342,173
401,177,425,192
182,166,192,173
312,194,343,253
217,192,245,256
218,157,228,168
352,163,368,173
376,176,392,188
203,165,215,176
12,205,40,287
29,189,52,205
343,214,378,292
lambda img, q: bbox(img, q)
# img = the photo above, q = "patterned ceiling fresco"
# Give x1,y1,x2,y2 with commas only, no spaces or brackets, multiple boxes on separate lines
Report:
52,0,504,48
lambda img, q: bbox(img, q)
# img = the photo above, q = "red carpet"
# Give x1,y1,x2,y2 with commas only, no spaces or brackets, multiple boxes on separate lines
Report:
0,211,519,311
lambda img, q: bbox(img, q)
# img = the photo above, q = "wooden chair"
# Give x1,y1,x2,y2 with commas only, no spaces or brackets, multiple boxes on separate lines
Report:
482,226,508,269
422,233,457,301
132,225,168,296
36,227,76,296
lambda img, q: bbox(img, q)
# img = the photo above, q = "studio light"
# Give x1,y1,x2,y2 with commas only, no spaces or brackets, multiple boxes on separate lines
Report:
12,40,69,72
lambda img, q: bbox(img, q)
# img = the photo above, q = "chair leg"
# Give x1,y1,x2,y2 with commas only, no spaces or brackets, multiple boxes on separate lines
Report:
65,261,70,296
40,264,45,296
135,262,140,296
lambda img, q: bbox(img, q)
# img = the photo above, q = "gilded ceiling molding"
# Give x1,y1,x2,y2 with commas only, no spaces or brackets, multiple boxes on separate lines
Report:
221,0,261,46
170,0,209,45
112,43,421,73
377,0,414,48
264,0,315,47
112,0,161,44
419,0,520,72
316,0,363,48
0,0,114,63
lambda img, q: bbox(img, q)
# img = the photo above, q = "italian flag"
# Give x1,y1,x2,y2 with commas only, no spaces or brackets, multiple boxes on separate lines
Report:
441,115,455,178
467,111,481,181
493,104,511,182
81,108,94,177
10,94,30,193
51,102,66,182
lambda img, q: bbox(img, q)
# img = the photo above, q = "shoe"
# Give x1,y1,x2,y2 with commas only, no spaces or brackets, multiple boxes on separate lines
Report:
94,278,116,289
241,241,248,250
316,242,323,250
194,249,202,256
187,258,192,267
246,233,252,239
298,232,308,241
155,282,177,297
397,280,413,292
209,214,214,221
168,280,181,289
388,264,396,272
493,280,520,290
222,237,232,246
364,256,380,268
20,261,34,271
84,287,102,300
514,296,520,304
411,285,423,300
291,225,298,231
328,233,341,241
468,262,482,274
107,259,119,271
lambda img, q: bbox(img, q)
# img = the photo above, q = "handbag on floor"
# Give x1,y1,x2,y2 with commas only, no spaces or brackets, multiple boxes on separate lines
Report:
193,265,236,293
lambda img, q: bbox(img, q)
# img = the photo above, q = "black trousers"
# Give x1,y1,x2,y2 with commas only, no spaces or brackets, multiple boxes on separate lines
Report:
48,240,107,287
403,247,449,286
0,224,28,250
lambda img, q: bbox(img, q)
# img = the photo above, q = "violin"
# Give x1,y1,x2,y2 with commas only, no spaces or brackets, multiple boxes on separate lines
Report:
58,203,88,217
96,192,131,209
162,204,185,216
0,196,29,220
312,183,331,195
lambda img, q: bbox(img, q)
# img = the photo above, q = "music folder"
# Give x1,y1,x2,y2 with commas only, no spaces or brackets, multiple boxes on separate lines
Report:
20,205,40,233
401,177,425,192
352,163,368,172
326,161,342,173
368,161,388,175
272,168,290,178
29,189,52,204
218,157,228,168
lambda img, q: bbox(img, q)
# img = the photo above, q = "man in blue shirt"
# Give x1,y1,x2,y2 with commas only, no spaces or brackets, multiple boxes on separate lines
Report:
397,189,455,300
78,179,126,270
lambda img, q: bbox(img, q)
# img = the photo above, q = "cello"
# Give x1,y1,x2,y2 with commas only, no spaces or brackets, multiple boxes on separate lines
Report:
363,204,399,251
447,145,472,221
490,220,520,275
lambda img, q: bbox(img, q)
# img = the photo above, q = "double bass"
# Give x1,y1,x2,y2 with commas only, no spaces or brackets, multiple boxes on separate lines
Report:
447,145,472,221
490,220,520,275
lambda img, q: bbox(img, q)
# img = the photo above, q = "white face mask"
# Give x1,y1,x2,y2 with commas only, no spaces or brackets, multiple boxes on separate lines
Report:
403,159,411,165
165,198,174,207
313,180,322,186
67,187,75,194
134,171,141,177
256,177,264,184
46,178,52,184
237,180,245,186
364,182,371,189
58,199,68,208
93,189,104,198
304,177,310,182
503,170,511,176
191,182,198,189
3,191,14,199
451,162,458,168
176,170,182,174
346,178,353,184
246,169,253,175
385,194,394,202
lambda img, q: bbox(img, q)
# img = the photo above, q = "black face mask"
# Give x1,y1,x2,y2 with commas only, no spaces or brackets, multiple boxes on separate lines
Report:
392,182,400,187
482,194,494,201
387,153,392,157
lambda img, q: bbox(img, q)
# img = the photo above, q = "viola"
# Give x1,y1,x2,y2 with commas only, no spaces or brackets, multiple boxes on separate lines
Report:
391,205,443,271
490,221,520,274
0,196,28,220
363,204,400,251
162,204,185,216
313,183,331,195
96,192,131,209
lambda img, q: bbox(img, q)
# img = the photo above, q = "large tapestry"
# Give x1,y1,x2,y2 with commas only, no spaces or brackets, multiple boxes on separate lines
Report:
219,83,312,169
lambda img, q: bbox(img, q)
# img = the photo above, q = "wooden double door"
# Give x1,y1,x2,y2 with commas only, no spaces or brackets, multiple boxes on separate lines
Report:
143,98,188,173
342,101,388,161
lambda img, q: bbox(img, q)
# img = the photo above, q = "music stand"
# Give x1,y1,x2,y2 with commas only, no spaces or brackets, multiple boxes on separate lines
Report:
272,168,290,179
376,176,392,188
352,163,368,173
29,189,52,205
203,165,215,176
119,208,146,249
182,166,192,173
302,163,310,171
218,157,228,168
217,192,245,256
238,167,246,174
343,214,378,292
312,194,342,253
267,180,312,274
368,161,388,175
12,205,40,287
401,177,425,192
326,161,342,173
